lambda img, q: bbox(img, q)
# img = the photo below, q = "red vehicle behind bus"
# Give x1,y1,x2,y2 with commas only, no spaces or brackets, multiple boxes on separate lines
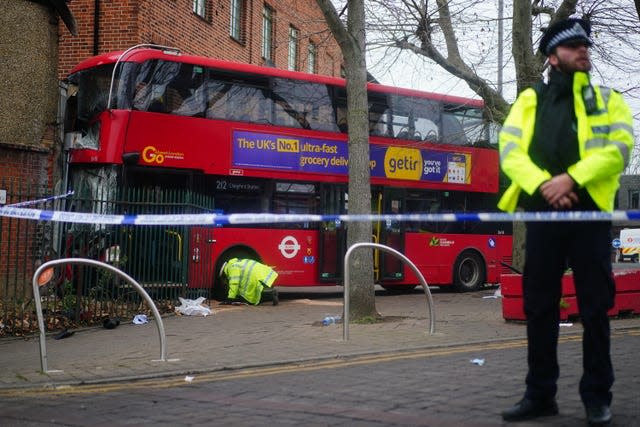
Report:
62,45,512,298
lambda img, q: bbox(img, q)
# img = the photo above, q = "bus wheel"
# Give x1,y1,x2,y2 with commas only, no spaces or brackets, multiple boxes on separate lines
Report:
453,251,486,292
381,285,416,294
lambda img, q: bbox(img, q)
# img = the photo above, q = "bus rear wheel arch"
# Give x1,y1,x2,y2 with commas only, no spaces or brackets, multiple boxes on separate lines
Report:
452,250,486,292
213,246,261,301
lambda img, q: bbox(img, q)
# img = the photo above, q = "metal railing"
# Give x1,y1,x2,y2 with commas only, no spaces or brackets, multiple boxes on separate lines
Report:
343,243,435,340
32,258,168,373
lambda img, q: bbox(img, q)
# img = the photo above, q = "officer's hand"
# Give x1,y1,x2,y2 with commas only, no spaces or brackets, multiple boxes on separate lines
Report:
553,191,579,209
540,173,576,206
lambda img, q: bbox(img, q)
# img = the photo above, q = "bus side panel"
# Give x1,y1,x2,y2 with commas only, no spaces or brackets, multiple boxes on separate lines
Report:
69,110,130,164
123,112,232,172
402,233,512,286
468,148,499,194
209,228,321,287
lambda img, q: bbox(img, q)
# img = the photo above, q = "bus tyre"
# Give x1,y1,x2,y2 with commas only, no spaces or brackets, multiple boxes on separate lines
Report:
453,251,486,292
212,275,229,301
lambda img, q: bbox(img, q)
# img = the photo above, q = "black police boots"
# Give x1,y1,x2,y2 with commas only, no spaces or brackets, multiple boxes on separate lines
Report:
502,397,559,421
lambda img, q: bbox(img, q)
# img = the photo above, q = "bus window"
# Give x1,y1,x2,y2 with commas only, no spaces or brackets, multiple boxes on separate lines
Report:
442,104,487,146
405,191,441,232
215,192,264,215
206,81,234,119
68,65,114,128
229,85,270,122
66,63,134,149
132,60,181,112
205,71,271,123
271,78,335,130
389,95,440,141
171,66,207,117
273,182,318,228
369,92,392,137
332,87,348,133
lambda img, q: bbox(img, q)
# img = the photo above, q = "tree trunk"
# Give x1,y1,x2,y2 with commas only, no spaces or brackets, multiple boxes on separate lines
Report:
316,0,377,319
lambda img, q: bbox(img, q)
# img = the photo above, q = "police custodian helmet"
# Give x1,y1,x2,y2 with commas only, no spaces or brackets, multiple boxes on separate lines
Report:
539,18,593,56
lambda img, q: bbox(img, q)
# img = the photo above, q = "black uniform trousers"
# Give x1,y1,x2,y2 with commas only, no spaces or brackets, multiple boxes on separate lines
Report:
522,221,615,408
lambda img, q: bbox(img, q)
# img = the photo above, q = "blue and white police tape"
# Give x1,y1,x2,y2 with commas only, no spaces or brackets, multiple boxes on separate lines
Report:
0,205,639,225
6,190,74,208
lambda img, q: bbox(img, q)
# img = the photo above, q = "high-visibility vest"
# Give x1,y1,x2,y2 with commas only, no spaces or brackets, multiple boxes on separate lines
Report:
498,71,634,213
223,258,278,305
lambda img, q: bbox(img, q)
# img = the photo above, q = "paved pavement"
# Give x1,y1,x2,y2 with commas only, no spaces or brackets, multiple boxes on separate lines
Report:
1,285,638,392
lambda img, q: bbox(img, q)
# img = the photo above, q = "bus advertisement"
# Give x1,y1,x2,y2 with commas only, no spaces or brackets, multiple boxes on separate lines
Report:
62,45,512,299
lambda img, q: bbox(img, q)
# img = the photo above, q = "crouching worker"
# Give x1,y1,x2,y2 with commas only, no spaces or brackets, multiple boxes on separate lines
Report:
219,258,279,305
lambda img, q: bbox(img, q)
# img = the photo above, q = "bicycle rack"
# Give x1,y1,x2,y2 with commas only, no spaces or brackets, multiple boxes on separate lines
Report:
343,243,435,341
32,258,169,373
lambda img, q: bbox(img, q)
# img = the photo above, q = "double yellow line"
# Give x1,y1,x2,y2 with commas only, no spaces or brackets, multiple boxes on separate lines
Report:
3,330,635,398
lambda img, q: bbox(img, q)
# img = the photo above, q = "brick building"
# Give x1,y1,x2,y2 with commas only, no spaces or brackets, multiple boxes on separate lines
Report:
0,0,78,312
0,0,342,326
58,0,342,79
1,1,64,192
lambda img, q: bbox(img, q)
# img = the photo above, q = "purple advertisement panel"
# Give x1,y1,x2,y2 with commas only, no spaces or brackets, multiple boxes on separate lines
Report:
233,130,349,174
232,130,471,184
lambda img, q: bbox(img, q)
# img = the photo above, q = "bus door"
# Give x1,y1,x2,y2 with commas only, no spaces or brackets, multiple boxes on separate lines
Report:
318,184,348,282
373,188,405,281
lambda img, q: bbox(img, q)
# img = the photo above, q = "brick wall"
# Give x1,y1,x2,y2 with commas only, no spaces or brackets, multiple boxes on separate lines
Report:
58,0,342,78
0,145,53,300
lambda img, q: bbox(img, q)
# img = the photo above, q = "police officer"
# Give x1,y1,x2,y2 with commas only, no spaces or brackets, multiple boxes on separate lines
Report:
219,258,279,305
498,18,634,426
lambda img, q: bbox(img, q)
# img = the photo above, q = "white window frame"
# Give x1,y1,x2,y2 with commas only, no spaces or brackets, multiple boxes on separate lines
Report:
230,0,243,40
307,42,316,74
288,26,299,71
262,5,274,61
193,0,206,18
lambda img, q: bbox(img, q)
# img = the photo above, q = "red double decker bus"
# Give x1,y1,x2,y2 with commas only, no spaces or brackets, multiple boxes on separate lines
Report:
62,45,511,298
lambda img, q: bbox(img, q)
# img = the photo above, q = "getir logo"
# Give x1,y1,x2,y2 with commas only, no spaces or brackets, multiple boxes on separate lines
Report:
384,147,422,180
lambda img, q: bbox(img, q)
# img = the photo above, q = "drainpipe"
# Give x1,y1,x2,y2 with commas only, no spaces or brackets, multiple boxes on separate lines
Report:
248,0,254,63
93,0,100,55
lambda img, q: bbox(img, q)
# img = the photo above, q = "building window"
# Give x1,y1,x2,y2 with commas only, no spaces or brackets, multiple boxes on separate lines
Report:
307,42,317,73
230,0,243,41
288,26,299,71
262,5,274,62
193,0,206,18
327,54,335,76
630,190,640,209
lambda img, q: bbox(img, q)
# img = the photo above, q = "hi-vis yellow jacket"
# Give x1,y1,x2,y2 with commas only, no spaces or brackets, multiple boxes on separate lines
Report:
498,71,634,213
223,258,278,305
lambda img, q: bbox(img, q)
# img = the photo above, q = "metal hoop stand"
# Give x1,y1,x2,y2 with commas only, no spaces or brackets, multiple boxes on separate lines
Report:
32,258,169,373
343,243,436,341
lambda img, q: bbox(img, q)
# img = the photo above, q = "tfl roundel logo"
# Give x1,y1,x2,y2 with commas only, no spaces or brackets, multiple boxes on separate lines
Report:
278,235,301,259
